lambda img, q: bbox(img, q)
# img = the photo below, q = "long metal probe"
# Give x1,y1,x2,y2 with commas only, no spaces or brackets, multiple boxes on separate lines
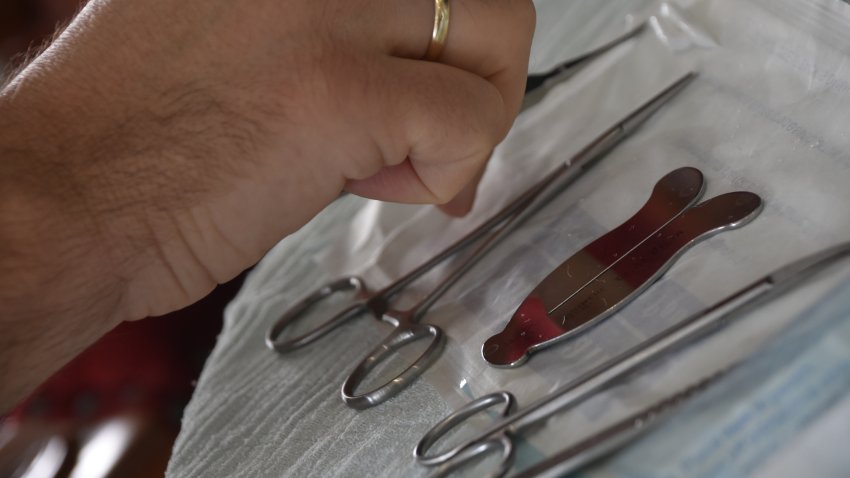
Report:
513,372,723,477
418,241,850,467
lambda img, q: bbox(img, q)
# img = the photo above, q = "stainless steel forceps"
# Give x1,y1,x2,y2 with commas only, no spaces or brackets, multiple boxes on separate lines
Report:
522,22,645,110
414,241,850,477
265,72,695,410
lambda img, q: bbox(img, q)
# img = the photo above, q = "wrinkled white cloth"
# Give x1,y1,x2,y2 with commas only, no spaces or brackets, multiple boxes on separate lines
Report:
167,0,850,476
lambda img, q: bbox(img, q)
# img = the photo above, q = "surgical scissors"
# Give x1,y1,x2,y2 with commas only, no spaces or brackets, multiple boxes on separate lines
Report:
414,241,850,477
265,71,695,410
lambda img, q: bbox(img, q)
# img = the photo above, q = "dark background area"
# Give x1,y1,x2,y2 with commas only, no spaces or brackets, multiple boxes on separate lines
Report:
0,0,81,69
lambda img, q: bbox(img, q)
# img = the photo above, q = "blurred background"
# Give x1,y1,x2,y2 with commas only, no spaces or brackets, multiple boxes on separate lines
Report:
1,1,247,476
1,0,79,67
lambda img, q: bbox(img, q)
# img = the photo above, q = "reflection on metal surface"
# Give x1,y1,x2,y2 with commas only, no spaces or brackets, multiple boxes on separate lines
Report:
501,167,704,352
18,436,68,478
70,419,134,478
484,191,763,367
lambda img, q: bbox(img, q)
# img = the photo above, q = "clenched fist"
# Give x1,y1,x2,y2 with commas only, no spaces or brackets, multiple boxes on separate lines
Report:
0,0,534,410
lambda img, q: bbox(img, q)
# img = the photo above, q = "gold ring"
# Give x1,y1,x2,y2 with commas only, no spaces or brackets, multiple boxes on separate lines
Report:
424,0,450,61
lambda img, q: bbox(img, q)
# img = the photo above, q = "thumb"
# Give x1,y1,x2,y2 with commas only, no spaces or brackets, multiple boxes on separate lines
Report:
436,160,488,217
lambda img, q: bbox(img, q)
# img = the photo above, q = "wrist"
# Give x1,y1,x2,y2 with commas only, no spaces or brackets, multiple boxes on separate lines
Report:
0,122,128,410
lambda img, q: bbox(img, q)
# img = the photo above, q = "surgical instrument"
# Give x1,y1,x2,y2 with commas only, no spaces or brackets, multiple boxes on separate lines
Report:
266,72,696,410
522,23,646,110
484,190,763,367
416,241,850,475
512,373,722,478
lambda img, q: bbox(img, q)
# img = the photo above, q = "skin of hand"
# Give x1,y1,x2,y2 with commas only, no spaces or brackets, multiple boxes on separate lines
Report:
0,0,535,410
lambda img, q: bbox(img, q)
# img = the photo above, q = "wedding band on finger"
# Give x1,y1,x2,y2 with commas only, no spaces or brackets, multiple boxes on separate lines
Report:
424,0,450,61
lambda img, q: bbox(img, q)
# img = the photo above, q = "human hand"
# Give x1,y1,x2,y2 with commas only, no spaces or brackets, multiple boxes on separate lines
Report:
1,0,535,405
0,0,534,408
27,0,535,315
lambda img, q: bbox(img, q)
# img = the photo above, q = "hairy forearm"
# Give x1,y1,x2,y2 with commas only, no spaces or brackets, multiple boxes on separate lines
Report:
0,119,126,412
0,81,251,410
0,0,343,410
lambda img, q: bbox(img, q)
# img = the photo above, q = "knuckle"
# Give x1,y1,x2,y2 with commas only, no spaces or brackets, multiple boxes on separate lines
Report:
445,107,501,157
455,131,496,170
